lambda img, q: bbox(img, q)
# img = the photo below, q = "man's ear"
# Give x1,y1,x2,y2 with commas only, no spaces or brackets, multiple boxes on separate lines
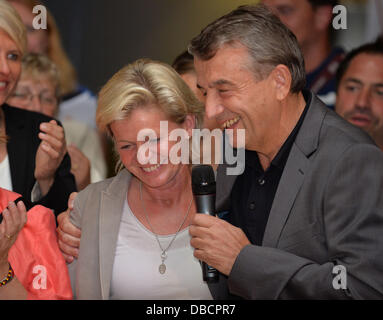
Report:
182,114,196,137
271,64,292,101
314,5,333,32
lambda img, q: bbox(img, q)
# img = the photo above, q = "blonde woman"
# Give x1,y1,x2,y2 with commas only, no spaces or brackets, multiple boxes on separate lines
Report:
65,59,228,299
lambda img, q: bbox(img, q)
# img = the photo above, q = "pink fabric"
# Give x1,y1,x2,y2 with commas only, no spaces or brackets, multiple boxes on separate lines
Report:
1,188,72,300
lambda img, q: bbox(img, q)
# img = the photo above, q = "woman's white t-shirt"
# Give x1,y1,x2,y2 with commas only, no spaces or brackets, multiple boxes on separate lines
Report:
109,199,213,300
0,155,13,191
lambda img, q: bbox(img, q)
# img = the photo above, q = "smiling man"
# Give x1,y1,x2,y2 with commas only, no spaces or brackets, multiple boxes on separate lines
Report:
335,39,383,151
188,4,383,299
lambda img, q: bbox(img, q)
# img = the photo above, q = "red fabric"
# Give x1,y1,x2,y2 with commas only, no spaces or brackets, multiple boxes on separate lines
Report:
1,188,72,300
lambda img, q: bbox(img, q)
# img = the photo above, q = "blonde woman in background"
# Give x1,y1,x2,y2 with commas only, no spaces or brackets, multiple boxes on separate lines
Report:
8,0,98,130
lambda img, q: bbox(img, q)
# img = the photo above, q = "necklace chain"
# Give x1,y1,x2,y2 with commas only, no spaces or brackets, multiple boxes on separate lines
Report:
139,181,193,274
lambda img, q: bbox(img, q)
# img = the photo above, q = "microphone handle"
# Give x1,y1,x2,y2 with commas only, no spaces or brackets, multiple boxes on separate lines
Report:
194,194,219,283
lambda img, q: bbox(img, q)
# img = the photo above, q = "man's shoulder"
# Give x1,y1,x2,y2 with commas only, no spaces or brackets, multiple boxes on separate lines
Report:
320,108,376,151
304,95,376,153
300,101,382,181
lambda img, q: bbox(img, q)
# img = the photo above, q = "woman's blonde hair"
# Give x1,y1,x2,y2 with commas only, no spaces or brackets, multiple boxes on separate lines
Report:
0,108,7,144
0,132,6,144
0,0,26,144
8,0,77,96
97,58,204,135
0,129,8,144
0,0,26,54
0,107,6,143
97,59,205,173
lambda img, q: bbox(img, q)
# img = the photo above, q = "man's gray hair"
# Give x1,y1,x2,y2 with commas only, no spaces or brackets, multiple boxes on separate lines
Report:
188,4,306,93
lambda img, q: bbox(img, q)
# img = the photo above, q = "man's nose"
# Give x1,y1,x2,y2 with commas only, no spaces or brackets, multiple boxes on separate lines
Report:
355,87,371,110
205,91,225,119
30,95,43,113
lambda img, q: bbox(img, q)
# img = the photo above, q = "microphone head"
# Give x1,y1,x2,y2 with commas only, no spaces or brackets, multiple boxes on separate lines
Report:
192,165,216,195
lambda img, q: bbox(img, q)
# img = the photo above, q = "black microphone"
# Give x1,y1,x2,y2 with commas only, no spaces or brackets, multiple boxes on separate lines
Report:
192,165,219,283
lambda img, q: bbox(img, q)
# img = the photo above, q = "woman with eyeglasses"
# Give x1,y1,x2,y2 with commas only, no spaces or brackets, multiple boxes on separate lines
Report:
6,53,107,191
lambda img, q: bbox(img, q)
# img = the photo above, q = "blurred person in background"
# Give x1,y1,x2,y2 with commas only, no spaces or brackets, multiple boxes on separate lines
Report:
172,50,222,171
8,0,98,130
172,50,220,131
335,37,383,151
262,0,344,109
7,53,107,190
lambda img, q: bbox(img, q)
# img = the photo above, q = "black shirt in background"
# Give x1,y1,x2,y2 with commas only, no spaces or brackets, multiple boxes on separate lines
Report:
228,91,311,246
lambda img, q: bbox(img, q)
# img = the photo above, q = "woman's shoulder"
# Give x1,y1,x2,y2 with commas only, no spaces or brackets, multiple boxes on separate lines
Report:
76,170,131,204
76,176,116,204
71,170,131,229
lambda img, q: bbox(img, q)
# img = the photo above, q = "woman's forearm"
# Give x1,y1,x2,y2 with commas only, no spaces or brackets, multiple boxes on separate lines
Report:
0,261,28,300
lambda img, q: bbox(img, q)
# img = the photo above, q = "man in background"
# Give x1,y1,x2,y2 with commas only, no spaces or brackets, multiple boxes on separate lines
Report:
335,38,383,151
263,0,344,109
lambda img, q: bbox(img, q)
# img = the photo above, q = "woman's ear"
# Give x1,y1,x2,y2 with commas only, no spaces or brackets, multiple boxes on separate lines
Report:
182,114,196,137
271,64,292,101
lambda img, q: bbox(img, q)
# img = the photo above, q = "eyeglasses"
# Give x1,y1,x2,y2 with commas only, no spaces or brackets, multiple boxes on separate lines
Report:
10,89,57,107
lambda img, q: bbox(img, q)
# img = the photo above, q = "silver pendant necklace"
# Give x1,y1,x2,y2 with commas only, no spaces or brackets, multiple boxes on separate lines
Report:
139,181,193,274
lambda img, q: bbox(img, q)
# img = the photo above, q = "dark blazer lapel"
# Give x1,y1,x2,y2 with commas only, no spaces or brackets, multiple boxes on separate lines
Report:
215,142,245,214
216,163,238,213
99,170,131,300
3,105,30,194
262,145,309,247
262,93,328,247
